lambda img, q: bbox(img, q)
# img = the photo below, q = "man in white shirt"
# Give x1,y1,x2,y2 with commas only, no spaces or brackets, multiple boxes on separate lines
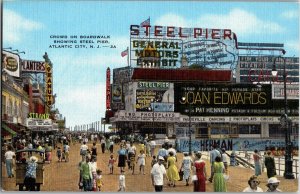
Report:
4,145,15,178
80,142,88,160
151,156,167,192
150,140,156,157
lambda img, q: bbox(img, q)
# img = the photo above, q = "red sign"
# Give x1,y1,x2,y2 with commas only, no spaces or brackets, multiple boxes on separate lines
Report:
106,67,111,110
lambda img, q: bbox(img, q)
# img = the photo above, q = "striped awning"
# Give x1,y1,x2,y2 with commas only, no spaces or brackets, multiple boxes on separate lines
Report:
2,123,17,136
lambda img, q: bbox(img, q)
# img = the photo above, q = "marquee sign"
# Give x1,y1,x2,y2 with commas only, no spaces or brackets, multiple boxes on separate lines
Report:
114,110,181,122
26,118,53,128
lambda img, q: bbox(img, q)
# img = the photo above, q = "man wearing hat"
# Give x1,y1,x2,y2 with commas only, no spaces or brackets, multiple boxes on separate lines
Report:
24,156,38,191
151,156,167,192
266,177,282,192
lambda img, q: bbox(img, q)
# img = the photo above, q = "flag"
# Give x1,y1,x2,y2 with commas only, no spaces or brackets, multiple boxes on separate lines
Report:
140,17,150,26
121,48,128,57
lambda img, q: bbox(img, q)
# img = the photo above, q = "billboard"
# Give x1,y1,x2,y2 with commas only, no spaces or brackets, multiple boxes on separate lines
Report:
237,56,299,83
2,50,20,77
272,84,299,99
174,83,299,116
135,82,173,111
130,25,238,69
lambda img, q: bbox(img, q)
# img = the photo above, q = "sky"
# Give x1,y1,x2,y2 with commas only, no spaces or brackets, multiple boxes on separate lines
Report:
2,1,299,130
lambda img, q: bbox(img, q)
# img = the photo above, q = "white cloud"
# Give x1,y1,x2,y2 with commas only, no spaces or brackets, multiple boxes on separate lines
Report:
154,8,284,38
3,9,43,44
56,82,107,127
155,13,189,27
196,8,283,36
281,10,298,19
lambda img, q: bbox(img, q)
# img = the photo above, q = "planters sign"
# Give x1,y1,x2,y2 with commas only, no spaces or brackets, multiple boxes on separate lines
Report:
2,51,20,77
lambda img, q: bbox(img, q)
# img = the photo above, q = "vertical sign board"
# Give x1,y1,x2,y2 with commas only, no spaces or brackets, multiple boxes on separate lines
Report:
45,63,53,106
106,67,111,110
2,50,21,77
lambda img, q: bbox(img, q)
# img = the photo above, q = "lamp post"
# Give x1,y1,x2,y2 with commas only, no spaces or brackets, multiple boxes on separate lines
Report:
272,53,295,179
181,97,192,155
149,99,155,139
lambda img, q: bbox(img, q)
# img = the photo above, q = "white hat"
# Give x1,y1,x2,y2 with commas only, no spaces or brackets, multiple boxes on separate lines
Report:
267,177,280,184
158,156,164,161
29,156,38,162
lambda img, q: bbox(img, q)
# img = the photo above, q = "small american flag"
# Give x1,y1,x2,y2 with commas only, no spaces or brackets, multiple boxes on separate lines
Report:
140,17,150,26
121,48,128,57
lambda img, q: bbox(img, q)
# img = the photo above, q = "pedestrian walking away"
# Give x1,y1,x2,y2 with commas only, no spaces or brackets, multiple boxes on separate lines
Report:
209,144,221,183
213,156,227,192
101,138,106,154
264,150,276,178
180,152,193,187
4,145,15,178
193,151,207,192
24,156,38,191
166,151,180,187
253,149,262,176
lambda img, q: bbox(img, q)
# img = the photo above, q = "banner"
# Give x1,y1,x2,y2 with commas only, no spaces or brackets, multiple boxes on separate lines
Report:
177,138,299,152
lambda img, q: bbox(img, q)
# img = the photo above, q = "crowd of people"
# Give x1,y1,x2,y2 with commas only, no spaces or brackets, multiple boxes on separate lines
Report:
2,132,287,192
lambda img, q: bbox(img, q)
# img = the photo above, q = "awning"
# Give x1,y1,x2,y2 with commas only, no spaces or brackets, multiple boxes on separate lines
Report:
2,123,17,136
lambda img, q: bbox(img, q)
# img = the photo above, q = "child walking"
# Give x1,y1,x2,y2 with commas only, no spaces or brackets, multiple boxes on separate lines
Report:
129,153,135,175
151,155,157,167
108,154,116,174
118,170,126,192
96,169,104,191
137,150,146,175
56,147,62,162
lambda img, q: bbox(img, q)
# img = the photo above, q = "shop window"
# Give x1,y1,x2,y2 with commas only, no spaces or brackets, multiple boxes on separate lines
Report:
239,125,261,134
2,95,6,114
8,99,12,115
269,124,285,138
14,101,18,116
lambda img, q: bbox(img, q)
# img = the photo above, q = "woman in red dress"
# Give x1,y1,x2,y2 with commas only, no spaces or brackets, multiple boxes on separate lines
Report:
193,152,207,192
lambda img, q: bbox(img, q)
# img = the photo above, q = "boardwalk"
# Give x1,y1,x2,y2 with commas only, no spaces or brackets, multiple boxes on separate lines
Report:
1,142,298,192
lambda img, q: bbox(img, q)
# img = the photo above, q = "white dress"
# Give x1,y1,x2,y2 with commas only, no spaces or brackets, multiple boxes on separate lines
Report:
137,154,146,166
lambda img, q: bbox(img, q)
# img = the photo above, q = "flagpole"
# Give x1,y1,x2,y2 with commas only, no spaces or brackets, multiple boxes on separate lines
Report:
127,46,129,67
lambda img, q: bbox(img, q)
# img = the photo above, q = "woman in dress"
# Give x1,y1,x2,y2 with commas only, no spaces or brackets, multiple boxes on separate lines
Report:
253,149,262,176
166,151,180,187
193,151,207,192
264,150,276,178
117,144,127,173
181,152,193,186
213,156,227,192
